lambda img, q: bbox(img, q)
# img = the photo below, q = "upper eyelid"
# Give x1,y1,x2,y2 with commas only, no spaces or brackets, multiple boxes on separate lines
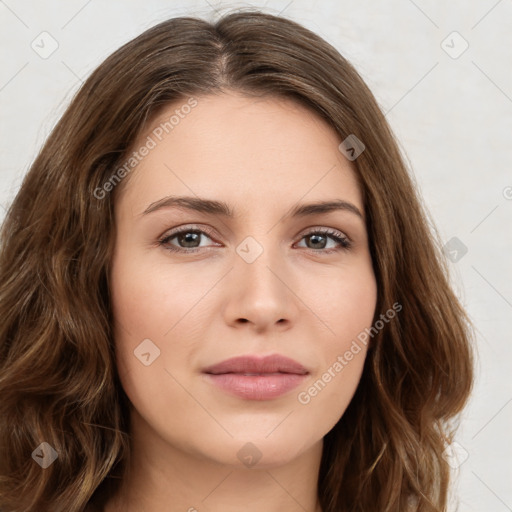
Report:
160,224,217,241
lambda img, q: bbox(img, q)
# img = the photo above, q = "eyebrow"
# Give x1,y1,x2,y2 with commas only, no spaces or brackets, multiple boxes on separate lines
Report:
141,195,364,220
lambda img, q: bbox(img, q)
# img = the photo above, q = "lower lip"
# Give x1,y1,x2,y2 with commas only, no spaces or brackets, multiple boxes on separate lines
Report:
204,373,307,400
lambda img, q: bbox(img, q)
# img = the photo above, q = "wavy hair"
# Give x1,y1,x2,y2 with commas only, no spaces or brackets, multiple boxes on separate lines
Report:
0,9,473,512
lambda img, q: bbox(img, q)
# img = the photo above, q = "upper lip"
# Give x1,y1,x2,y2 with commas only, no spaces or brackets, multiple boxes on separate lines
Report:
203,354,309,375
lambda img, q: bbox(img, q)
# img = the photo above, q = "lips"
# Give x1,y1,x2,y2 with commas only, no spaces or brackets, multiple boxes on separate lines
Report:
203,354,309,376
202,354,309,400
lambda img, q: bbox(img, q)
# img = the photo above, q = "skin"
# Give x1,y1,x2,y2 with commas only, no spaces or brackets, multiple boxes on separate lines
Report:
105,92,377,512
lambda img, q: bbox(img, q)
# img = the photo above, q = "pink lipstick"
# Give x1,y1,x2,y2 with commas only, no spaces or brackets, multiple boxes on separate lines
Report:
202,354,309,400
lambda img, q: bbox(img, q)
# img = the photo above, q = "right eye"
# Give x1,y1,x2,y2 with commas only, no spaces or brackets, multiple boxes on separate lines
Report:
158,226,221,253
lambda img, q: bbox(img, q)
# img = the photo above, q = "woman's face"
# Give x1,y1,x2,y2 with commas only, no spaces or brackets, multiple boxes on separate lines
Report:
110,92,377,468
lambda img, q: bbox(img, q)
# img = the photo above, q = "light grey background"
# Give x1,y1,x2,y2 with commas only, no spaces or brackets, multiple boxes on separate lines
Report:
1,1,511,510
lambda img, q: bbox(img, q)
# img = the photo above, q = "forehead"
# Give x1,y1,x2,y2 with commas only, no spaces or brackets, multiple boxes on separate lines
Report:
117,92,363,218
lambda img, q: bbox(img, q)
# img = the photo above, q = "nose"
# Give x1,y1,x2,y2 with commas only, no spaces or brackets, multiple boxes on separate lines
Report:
222,242,300,334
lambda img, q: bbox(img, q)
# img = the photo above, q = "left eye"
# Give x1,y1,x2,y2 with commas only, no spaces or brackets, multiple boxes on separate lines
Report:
296,230,351,251
160,229,216,251
158,227,351,253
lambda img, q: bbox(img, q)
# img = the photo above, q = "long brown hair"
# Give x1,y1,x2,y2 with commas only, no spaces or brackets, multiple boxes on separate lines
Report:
0,9,473,511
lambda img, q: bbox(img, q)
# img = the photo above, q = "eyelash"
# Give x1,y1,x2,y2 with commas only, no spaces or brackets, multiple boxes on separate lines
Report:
157,225,352,255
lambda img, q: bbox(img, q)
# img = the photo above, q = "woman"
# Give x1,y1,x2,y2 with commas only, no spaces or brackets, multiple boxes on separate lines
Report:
0,9,473,512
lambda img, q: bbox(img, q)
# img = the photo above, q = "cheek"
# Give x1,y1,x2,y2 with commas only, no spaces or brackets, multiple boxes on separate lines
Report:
110,251,206,339
301,257,377,348
328,281,377,349
294,261,376,414
109,253,200,430
109,250,216,398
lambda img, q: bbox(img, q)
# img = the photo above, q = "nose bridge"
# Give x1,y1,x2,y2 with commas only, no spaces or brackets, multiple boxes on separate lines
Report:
235,232,287,296
225,231,297,329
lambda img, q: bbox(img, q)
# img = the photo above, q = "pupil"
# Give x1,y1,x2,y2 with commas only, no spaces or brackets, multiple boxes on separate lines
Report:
180,232,200,247
309,234,325,249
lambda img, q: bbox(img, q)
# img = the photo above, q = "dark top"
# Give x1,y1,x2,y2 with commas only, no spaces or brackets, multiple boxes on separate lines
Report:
84,502,102,512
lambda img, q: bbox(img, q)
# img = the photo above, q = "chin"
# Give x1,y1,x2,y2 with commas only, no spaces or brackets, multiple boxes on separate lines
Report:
202,432,319,470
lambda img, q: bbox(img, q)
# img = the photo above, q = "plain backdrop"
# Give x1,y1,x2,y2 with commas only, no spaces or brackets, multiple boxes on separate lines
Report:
1,1,511,510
